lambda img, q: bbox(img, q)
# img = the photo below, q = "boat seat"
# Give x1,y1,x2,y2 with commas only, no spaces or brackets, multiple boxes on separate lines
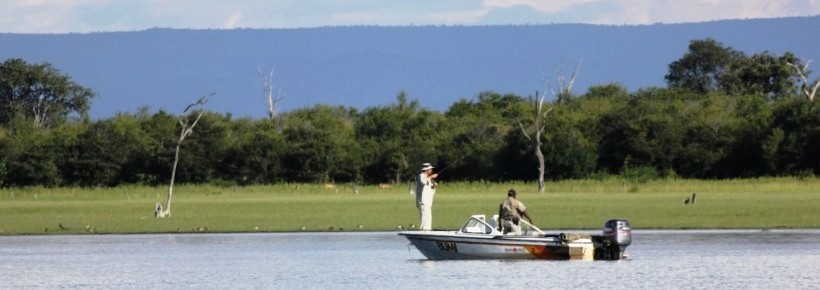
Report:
488,215,498,229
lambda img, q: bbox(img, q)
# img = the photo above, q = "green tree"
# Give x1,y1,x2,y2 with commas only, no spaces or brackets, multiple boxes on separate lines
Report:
1,116,61,186
0,58,95,128
665,39,742,94
137,109,178,185
174,111,231,184
541,84,630,179
282,104,361,183
58,113,153,186
675,93,741,178
219,118,287,184
766,99,820,175
722,52,800,100
597,88,686,176
442,92,526,180
355,92,442,184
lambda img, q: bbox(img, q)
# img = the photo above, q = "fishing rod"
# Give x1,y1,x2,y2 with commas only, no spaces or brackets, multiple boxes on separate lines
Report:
434,145,479,175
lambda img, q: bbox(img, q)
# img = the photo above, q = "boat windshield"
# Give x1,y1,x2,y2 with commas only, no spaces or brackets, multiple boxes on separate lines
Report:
460,216,494,234
516,219,545,236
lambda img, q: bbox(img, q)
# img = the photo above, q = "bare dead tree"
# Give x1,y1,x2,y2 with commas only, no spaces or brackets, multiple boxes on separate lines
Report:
787,60,820,102
258,66,284,119
155,93,213,218
32,93,49,128
518,91,553,193
392,153,408,185
552,60,582,103
518,60,581,193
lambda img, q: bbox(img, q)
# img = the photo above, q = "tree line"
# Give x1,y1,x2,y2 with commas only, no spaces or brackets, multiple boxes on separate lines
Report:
1,39,818,187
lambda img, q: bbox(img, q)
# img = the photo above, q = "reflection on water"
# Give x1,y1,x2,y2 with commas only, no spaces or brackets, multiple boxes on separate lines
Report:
1,230,819,289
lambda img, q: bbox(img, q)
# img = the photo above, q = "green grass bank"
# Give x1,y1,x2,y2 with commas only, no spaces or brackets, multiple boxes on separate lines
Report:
1,177,819,235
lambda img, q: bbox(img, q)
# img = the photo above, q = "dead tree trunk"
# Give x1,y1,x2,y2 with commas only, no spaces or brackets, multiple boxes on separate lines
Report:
32,93,50,128
155,93,212,218
518,91,552,193
259,66,284,119
787,60,819,102
392,153,408,185
518,60,581,193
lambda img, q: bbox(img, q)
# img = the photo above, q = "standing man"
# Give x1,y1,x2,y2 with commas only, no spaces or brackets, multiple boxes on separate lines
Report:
415,162,438,230
498,189,533,235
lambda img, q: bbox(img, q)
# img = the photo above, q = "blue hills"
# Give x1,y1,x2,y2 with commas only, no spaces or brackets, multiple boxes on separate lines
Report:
1,16,819,119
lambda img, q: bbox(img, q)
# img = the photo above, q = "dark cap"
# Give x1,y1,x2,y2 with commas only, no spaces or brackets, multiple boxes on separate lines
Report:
507,189,516,196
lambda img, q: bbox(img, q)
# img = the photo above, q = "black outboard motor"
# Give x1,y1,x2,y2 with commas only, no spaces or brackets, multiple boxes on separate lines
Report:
602,219,632,260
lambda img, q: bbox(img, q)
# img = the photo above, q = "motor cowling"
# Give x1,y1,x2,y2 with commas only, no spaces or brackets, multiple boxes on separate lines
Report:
602,219,631,259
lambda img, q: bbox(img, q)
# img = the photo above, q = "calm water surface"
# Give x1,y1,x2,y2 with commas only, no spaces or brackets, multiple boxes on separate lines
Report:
1,230,819,289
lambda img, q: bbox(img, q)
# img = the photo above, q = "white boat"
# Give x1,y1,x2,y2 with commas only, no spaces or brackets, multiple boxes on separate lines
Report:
399,215,631,260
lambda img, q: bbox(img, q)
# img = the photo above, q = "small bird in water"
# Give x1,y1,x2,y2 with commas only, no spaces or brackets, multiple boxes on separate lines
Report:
396,225,404,230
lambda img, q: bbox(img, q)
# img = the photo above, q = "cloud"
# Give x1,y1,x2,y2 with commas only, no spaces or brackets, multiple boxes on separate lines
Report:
483,0,604,14
425,9,490,25
224,11,243,29
1,0,820,33
478,0,820,25
598,0,820,25
0,0,108,33
475,5,551,25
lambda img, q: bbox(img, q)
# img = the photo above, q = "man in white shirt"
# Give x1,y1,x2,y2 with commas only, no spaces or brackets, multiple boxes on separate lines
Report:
415,163,438,230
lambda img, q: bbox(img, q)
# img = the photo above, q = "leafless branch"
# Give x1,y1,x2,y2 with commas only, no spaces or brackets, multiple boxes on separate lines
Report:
787,60,819,102
259,66,284,119
544,59,582,103
518,120,532,141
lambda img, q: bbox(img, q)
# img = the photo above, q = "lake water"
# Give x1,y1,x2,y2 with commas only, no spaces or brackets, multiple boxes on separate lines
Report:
1,230,819,289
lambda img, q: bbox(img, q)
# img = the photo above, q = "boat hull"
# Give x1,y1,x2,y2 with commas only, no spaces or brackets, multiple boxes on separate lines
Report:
400,231,595,260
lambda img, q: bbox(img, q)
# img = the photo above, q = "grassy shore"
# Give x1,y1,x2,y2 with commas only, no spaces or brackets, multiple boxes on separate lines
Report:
1,177,819,235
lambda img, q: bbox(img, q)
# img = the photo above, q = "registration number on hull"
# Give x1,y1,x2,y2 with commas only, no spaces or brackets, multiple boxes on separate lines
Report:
435,241,458,252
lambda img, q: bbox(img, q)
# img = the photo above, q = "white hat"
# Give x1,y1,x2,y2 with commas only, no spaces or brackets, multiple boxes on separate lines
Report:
421,163,434,171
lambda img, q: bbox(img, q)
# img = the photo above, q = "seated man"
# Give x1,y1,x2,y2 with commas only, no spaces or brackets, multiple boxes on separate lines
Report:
497,189,533,235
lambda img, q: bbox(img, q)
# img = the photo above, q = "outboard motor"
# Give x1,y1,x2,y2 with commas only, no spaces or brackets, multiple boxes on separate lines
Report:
602,219,632,260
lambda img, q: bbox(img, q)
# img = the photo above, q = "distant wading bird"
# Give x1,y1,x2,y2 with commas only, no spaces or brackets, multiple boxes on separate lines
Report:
683,193,697,205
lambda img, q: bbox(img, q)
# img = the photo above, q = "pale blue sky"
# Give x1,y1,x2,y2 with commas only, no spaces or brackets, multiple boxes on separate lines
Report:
1,0,819,33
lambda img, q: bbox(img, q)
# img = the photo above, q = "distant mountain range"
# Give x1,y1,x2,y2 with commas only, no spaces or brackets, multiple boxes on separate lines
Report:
1,16,819,119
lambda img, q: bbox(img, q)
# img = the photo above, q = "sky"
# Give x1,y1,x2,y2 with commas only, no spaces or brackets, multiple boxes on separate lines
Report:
1,0,819,33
